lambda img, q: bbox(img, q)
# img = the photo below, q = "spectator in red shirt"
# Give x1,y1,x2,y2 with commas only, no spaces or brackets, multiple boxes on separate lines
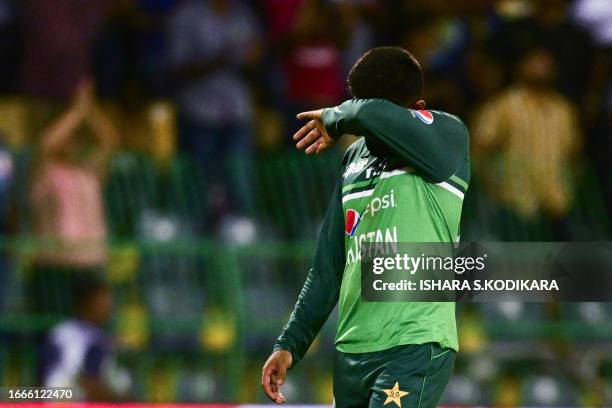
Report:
281,0,346,107
266,0,346,137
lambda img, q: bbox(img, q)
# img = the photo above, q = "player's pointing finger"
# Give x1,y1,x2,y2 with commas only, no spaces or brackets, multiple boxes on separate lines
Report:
296,109,323,121
296,111,315,120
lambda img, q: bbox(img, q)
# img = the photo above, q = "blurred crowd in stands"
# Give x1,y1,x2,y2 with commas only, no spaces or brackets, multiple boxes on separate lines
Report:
0,0,609,239
0,0,611,405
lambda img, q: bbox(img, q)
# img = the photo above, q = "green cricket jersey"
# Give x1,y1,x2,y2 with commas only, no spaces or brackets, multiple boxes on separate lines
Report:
274,99,470,364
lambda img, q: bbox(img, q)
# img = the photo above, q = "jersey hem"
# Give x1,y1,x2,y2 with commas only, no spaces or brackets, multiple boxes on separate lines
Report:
334,337,459,355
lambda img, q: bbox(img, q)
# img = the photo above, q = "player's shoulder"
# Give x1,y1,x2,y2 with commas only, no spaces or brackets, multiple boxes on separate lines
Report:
426,110,470,140
426,110,467,127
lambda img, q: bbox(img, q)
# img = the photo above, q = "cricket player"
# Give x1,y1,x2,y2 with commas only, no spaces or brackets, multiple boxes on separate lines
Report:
262,47,470,408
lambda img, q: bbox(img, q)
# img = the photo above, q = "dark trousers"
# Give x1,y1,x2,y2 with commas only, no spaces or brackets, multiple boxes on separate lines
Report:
333,343,456,408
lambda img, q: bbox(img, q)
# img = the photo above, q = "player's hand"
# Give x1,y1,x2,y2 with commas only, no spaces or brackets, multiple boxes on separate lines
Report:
294,109,336,154
261,349,293,404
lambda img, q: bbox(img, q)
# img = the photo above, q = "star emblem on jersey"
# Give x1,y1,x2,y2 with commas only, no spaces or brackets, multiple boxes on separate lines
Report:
383,382,409,407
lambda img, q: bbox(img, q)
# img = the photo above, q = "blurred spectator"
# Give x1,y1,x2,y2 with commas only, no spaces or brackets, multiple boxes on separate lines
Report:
472,48,582,239
22,0,110,101
40,273,128,400
277,0,346,119
29,80,118,315
168,0,261,225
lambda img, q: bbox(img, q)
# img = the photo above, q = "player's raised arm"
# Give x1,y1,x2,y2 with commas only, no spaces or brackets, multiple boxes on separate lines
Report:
321,99,468,183
262,180,346,403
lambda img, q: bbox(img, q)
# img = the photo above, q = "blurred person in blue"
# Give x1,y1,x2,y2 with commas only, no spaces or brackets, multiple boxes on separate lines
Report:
168,0,262,229
40,273,129,401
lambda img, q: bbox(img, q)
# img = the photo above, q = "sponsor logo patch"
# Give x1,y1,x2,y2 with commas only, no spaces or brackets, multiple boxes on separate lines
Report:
415,110,434,125
345,209,361,237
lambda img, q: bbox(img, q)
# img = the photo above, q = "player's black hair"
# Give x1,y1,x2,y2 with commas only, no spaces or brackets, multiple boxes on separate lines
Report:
348,47,424,107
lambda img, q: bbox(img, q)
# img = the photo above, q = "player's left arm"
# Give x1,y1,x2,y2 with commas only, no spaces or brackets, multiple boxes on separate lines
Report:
273,179,345,360
262,179,345,403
